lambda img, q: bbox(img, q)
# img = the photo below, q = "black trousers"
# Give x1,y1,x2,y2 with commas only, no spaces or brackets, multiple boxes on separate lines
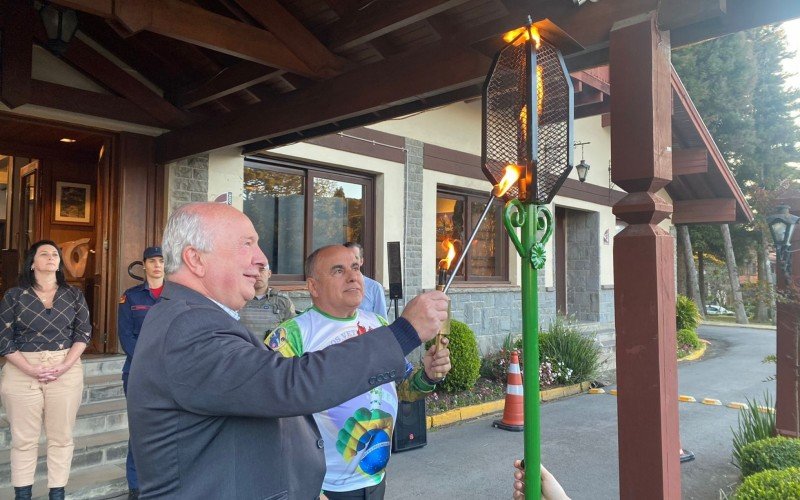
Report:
323,478,386,500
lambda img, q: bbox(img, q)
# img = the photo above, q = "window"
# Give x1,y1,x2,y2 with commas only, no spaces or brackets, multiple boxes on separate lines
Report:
436,187,508,283
243,158,373,282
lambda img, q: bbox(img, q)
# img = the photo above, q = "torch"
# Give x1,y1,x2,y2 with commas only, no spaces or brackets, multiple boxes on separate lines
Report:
434,239,455,378
481,22,574,499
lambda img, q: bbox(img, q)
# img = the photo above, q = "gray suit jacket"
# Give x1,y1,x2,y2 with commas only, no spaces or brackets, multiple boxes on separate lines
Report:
128,282,418,499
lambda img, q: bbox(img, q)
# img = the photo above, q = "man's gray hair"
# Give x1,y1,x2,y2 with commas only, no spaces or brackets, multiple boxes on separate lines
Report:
162,203,215,274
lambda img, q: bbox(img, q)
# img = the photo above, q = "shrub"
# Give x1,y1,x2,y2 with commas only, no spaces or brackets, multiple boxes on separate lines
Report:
480,348,566,388
739,437,800,477
732,393,777,469
677,328,702,357
480,348,516,382
676,295,701,331
539,316,600,385
426,320,480,393
735,467,800,499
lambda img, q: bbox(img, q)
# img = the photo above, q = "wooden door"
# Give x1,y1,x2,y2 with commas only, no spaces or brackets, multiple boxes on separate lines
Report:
90,144,111,353
19,161,42,252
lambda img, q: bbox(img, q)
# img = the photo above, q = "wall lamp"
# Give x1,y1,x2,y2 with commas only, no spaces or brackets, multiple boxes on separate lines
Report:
37,1,79,56
767,205,800,277
574,141,591,183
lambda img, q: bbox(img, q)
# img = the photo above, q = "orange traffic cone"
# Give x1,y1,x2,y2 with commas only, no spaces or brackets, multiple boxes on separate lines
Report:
493,350,524,431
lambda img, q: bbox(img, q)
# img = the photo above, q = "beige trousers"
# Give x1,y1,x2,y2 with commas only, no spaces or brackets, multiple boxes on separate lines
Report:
0,350,84,488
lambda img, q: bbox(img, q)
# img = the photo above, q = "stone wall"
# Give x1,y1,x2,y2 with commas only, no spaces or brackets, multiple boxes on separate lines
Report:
566,210,600,322
167,154,209,214
403,138,424,302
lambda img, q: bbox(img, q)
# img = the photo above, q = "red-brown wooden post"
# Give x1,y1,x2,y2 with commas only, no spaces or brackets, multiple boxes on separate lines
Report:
776,194,800,438
610,14,681,499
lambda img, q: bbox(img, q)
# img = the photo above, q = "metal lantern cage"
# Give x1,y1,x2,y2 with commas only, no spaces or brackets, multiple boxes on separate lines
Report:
481,26,574,204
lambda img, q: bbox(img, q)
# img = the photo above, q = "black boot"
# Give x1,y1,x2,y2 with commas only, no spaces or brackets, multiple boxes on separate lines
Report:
48,487,65,500
14,485,33,500
128,489,140,500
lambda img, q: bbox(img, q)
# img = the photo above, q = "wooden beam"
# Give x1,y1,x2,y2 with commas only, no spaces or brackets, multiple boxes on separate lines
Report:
574,99,610,119
232,0,346,77
35,31,191,128
670,0,800,46
29,80,165,128
111,0,316,77
574,87,603,106
572,68,611,95
0,139,97,163
0,0,34,108
672,198,737,224
452,0,797,71
50,0,113,17
157,43,490,162
672,147,708,176
168,62,283,109
322,0,471,51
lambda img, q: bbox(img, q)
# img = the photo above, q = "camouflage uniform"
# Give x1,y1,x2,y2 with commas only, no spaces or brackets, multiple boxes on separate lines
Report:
239,289,296,343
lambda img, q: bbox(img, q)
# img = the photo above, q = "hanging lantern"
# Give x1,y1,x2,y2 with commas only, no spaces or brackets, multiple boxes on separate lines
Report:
38,2,79,56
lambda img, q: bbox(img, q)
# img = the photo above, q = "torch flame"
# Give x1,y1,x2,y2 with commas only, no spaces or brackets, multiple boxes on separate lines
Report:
494,165,522,197
518,68,544,141
439,239,456,270
502,25,541,49
537,65,544,117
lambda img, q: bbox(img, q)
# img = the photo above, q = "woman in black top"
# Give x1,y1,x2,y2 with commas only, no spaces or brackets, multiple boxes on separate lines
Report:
0,240,91,500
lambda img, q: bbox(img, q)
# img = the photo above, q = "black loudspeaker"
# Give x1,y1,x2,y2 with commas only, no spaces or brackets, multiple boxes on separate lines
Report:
387,241,403,300
392,399,427,452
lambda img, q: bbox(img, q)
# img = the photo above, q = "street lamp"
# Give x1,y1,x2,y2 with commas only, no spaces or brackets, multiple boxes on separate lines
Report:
767,205,799,277
38,2,79,56
574,141,591,183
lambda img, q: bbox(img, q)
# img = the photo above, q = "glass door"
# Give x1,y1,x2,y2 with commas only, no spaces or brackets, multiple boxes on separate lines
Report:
19,161,41,252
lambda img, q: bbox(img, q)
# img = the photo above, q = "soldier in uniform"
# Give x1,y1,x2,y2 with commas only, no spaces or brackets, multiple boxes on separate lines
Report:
118,247,164,500
239,263,296,343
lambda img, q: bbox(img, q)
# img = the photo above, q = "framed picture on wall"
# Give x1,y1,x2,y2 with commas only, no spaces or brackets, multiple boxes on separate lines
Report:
53,181,92,225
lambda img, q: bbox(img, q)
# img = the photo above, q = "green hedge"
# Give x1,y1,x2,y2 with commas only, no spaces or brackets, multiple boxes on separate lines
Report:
735,467,800,499
676,294,700,331
740,437,800,477
677,328,701,351
425,319,479,393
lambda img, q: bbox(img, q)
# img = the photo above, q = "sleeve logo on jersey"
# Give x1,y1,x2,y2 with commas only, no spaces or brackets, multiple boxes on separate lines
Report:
267,327,288,350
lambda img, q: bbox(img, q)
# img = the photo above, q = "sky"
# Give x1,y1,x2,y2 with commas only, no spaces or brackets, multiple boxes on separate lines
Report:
783,19,800,93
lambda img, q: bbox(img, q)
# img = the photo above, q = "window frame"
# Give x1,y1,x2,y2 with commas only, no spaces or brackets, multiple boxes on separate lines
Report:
244,156,375,284
436,185,509,285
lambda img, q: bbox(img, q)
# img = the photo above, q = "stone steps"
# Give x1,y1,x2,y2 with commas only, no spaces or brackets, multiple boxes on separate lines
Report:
0,463,127,500
0,429,130,487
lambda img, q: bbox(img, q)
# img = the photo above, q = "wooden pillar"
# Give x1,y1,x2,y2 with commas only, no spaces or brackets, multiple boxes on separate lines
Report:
107,132,160,353
776,195,800,438
0,0,33,108
610,14,681,499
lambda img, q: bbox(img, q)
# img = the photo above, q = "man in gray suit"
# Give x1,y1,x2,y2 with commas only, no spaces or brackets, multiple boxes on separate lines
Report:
127,202,448,499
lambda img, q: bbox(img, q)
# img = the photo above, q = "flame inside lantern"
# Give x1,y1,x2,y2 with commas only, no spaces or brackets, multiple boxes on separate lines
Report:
439,239,456,270
518,68,544,143
503,25,541,49
494,165,523,197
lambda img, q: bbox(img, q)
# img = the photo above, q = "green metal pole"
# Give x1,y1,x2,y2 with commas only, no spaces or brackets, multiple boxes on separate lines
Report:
521,201,541,499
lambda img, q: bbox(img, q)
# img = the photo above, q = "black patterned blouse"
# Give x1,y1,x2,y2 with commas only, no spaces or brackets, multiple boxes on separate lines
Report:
0,285,92,356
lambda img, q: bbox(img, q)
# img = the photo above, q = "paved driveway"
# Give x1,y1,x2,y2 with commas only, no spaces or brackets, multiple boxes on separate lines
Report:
385,324,776,499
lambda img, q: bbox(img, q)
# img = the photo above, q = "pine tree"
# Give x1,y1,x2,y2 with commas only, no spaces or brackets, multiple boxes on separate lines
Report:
672,25,800,323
